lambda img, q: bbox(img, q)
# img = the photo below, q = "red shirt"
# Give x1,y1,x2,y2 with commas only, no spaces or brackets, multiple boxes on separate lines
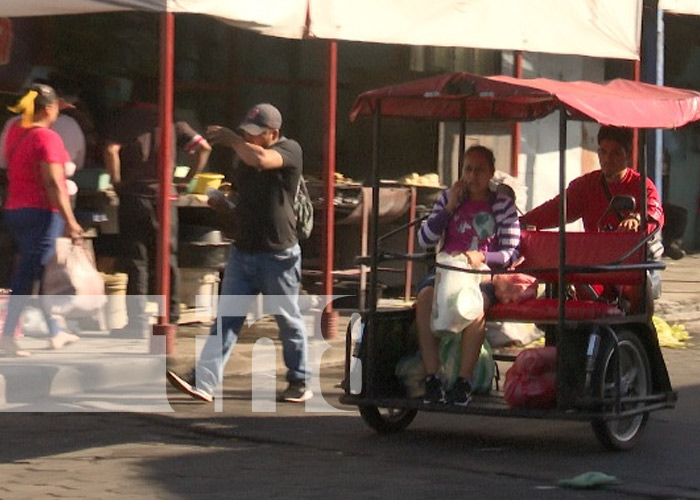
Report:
3,123,69,211
521,169,664,233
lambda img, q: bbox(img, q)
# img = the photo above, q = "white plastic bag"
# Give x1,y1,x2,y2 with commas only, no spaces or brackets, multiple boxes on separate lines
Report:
43,238,106,318
430,252,483,337
485,321,544,348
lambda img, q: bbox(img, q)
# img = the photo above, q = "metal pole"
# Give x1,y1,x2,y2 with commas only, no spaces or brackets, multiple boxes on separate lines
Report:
655,8,665,201
365,103,382,397
632,60,641,171
510,51,523,177
641,0,665,198
404,187,416,300
152,12,176,354
459,100,466,171
557,110,567,341
322,40,338,339
556,108,568,409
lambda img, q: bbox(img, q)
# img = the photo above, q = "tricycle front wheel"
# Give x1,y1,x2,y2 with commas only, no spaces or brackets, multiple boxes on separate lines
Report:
590,329,651,451
359,405,417,434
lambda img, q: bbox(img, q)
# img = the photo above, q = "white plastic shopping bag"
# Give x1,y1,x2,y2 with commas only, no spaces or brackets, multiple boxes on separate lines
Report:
43,237,106,317
430,252,484,337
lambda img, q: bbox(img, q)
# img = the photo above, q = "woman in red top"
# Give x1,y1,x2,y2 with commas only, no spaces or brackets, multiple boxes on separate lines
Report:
1,84,83,356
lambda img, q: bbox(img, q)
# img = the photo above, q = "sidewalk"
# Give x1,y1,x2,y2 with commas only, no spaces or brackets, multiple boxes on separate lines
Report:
655,253,700,326
0,309,351,410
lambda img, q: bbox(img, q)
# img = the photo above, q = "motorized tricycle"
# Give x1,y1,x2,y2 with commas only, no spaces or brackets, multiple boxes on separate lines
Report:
339,72,700,450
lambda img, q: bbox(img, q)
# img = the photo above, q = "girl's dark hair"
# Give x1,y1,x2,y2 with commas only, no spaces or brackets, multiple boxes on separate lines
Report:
597,126,632,153
465,145,496,170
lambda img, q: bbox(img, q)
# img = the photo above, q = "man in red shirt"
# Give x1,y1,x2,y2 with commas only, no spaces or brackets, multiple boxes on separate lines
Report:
520,126,665,304
521,126,664,234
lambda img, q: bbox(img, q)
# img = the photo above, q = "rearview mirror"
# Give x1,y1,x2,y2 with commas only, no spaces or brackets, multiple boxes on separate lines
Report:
597,195,637,231
609,195,636,214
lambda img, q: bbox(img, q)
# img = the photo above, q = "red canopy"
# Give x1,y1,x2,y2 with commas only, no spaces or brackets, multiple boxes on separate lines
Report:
349,72,700,128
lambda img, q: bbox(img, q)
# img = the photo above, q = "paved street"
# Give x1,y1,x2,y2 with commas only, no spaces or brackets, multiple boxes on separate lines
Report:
0,339,697,499
0,254,698,499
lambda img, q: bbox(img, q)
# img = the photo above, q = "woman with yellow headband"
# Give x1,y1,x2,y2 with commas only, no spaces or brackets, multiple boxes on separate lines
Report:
0,83,83,356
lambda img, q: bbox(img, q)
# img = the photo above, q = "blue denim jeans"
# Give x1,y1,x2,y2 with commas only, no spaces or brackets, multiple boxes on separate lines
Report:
2,208,64,338
195,244,308,393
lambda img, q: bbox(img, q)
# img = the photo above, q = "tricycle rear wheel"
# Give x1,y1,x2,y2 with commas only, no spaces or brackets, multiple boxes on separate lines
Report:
591,329,651,451
359,405,417,434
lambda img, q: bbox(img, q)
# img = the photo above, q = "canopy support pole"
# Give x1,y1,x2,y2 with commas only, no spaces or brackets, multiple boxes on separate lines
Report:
632,60,641,171
556,108,570,410
557,109,567,336
459,100,466,171
152,12,176,355
510,51,523,177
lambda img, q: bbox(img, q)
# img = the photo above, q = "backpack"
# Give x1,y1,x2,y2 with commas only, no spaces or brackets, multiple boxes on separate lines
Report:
294,175,313,240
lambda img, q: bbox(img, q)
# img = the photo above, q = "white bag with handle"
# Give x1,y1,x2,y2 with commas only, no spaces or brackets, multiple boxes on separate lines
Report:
43,237,107,318
430,252,484,337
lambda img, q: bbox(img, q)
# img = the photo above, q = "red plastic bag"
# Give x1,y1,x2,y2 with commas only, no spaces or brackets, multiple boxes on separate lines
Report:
493,273,538,304
503,347,557,409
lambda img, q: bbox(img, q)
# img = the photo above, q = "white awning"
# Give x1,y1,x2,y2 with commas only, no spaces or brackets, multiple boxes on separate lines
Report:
307,0,642,60
0,0,309,38
660,0,700,16
2,0,645,59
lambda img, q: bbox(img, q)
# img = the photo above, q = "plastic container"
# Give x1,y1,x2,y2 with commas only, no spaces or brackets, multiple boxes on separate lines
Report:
190,173,225,194
179,268,220,321
101,272,128,330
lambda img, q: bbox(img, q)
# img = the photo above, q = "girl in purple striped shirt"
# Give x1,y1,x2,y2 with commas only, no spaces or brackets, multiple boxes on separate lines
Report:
415,145,520,405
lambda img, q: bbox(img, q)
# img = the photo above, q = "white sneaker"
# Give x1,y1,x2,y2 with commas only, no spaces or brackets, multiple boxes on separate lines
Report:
281,381,313,403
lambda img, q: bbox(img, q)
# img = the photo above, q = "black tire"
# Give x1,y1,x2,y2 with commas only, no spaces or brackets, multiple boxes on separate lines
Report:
591,329,651,451
359,405,417,434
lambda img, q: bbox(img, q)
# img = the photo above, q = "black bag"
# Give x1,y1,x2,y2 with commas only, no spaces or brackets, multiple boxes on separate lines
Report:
294,175,313,240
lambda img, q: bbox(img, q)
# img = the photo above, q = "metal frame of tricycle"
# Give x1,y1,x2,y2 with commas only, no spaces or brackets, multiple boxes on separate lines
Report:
340,80,687,437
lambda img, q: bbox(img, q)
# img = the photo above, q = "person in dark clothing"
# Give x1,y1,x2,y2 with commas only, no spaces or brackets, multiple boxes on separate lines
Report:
167,103,311,403
662,203,687,259
103,101,211,337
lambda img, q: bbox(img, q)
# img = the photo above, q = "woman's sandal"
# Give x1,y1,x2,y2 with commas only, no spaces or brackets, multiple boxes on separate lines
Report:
0,336,31,357
49,331,80,350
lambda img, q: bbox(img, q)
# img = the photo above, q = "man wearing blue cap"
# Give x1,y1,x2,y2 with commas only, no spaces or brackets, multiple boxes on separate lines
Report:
167,103,311,403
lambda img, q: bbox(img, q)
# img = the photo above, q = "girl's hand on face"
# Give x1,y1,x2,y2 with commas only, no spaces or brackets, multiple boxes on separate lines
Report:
445,179,466,213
